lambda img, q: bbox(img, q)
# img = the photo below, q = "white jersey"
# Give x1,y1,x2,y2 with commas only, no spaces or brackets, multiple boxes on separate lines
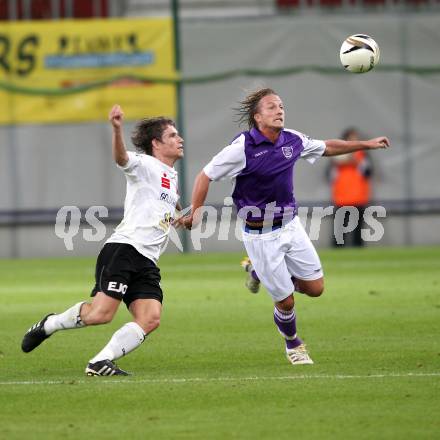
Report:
106,151,179,264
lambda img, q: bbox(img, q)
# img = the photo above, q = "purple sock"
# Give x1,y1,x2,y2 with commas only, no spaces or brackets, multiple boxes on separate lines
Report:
251,270,260,282
273,307,303,350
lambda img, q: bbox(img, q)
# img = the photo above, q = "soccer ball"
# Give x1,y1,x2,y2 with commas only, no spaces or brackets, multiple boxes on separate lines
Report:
340,34,380,74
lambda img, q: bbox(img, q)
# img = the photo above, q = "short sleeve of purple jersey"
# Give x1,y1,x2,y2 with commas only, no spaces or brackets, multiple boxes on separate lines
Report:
203,134,247,181
285,129,326,164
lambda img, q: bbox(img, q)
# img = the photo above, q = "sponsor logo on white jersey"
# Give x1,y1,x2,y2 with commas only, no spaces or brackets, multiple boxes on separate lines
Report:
160,192,178,206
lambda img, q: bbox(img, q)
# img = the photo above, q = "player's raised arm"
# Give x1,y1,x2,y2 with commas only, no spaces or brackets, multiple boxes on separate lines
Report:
323,136,390,156
109,104,129,166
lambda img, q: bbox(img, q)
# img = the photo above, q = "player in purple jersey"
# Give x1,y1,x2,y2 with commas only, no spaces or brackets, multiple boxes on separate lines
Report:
177,88,389,365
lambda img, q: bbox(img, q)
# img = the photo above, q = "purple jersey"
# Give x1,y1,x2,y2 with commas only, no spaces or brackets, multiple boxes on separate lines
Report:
203,127,325,223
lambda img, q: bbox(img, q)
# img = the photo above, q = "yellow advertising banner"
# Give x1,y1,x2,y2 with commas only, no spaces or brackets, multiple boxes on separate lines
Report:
0,18,176,124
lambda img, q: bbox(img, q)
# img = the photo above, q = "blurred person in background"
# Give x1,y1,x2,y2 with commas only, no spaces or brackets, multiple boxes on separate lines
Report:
327,127,374,247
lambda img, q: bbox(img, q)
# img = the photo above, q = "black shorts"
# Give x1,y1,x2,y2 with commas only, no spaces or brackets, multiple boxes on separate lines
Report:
91,243,163,307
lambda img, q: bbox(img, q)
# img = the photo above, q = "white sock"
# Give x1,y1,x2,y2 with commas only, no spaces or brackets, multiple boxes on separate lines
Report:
89,322,146,364
44,302,86,335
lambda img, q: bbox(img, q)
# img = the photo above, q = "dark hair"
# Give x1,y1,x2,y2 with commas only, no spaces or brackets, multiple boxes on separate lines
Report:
234,87,277,129
341,127,360,141
131,117,175,156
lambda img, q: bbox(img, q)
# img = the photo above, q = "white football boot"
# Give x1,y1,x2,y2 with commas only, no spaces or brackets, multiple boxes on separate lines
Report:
240,257,260,294
286,344,314,365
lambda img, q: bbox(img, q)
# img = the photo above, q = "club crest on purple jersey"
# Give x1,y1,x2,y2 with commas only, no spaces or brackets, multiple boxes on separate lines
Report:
282,146,293,159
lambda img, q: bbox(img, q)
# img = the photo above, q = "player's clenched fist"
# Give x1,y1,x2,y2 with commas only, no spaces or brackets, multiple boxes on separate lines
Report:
109,105,124,129
367,136,390,150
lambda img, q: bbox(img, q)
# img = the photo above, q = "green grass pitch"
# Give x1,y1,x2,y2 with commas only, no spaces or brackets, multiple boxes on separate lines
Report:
1,247,439,439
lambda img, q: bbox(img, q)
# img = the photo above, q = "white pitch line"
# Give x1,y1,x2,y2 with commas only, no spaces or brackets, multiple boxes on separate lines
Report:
0,372,439,386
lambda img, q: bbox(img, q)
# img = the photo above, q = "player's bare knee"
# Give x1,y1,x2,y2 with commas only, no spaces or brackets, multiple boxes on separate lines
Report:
276,295,294,311
296,278,324,297
309,280,324,297
310,287,324,297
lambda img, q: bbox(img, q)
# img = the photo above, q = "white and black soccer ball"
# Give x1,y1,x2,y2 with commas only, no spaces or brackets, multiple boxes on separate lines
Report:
340,34,380,74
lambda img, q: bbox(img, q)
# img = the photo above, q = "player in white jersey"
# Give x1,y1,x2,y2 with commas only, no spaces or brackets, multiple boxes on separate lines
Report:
21,105,184,376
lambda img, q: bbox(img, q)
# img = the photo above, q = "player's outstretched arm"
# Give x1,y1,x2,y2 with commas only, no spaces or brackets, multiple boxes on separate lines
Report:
109,104,129,166
323,136,390,156
175,171,211,230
